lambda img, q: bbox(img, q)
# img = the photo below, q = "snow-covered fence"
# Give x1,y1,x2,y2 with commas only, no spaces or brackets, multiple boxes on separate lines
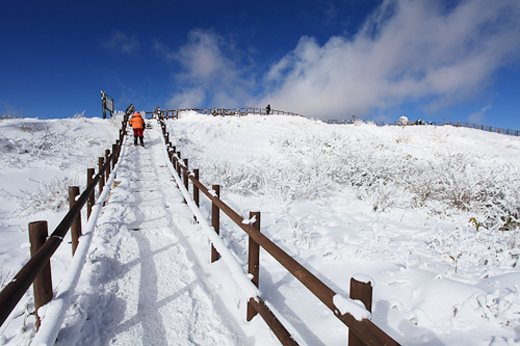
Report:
146,106,302,119
325,119,520,137
158,119,400,346
0,109,131,330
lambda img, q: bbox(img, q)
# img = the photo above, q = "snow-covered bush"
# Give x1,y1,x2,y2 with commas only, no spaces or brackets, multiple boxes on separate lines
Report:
203,159,264,193
73,111,86,119
173,116,520,232
397,115,409,126
16,177,77,215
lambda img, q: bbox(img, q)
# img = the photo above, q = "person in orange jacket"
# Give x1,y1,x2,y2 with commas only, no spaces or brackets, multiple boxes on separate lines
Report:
129,111,146,146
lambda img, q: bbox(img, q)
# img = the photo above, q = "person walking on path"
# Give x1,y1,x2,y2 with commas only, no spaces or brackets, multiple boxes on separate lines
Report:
129,111,146,146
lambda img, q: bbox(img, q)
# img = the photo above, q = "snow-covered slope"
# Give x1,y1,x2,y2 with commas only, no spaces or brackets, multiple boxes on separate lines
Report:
0,115,120,345
1,112,520,345
166,112,520,345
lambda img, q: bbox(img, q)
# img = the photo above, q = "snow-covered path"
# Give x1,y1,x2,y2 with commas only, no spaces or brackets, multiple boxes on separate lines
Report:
55,121,246,345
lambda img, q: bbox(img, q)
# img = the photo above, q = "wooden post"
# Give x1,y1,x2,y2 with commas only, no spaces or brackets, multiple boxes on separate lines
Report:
247,211,261,321
181,159,189,204
29,221,53,330
87,168,95,219
192,168,200,223
98,157,104,196
348,278,373,346
177,152,182,177
183,159,189,191
105,149,111,181
193,169,200,207
69,186,82,256
211,185,220,263
115,140,120,161
112,144,117,169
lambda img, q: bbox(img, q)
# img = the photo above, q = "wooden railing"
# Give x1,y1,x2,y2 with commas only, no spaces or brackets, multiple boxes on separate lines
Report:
146,105,518,137
325,119,520,136
0,105,133,329
146,106,302,119
158,118,400,346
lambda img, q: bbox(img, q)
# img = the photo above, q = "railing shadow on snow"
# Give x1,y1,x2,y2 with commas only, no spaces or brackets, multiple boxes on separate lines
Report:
157,115,401,346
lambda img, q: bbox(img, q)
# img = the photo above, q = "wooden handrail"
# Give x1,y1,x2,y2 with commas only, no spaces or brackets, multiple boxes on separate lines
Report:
0,151,117,326
0,110,130,328
170,145,400,346
151,106,303,119
326,119,519,137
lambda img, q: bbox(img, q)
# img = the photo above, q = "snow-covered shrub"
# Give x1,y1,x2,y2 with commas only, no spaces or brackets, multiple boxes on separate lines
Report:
73,111,86,119
170,114,520,236
397,115,409,126
202,159,264,193
16,177,77,215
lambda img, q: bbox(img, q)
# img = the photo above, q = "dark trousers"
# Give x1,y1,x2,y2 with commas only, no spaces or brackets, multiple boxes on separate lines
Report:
133,129,144,145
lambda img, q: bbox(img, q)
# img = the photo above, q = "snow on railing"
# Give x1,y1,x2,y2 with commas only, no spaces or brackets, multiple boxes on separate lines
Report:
32,122,130,346
0,106,132,342
158,118,400,346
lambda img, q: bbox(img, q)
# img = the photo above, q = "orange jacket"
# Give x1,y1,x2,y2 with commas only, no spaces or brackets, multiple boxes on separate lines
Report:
129,112,145,129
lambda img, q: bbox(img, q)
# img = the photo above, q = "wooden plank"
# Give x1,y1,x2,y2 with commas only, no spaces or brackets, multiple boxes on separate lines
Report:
249,298,299,346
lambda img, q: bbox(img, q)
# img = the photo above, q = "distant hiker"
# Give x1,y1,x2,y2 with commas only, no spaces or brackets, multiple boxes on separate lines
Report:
129,111,146,146
266,104,271,115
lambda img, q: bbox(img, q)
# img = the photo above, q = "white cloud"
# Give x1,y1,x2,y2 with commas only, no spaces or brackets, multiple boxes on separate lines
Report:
162,29,254,109
102,31,140,54
166,88,205,109
468,104,492,124
153,39,176,61
177,30,227,78
260,0,520,118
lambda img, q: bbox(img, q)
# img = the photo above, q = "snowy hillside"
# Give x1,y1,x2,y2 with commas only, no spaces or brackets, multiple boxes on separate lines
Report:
1,111,520,345
167,112,520,345
0,114,121,345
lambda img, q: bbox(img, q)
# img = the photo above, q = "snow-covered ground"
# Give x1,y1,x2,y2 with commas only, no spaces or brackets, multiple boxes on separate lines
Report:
167,112,520,345
1,111,520,345
0,114,121,345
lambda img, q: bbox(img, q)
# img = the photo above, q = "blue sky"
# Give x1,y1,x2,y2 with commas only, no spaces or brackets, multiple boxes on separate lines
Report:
1,0,520,129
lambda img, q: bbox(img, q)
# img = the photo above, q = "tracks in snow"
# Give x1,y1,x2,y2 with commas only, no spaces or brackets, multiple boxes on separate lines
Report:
56,121,242,346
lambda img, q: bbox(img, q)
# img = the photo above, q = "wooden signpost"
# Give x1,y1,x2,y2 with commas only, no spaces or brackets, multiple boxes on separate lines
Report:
101,90,114,119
